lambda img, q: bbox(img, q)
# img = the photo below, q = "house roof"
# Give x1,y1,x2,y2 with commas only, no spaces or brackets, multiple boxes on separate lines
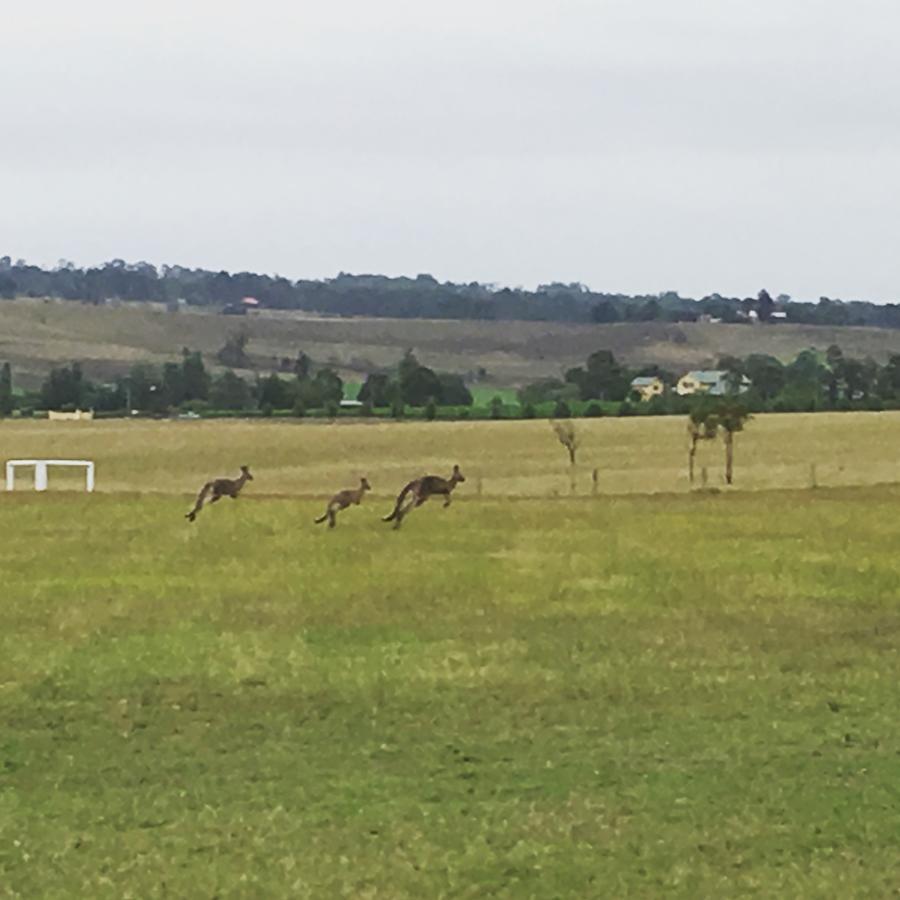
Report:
683,370,727,383
631,376,661,386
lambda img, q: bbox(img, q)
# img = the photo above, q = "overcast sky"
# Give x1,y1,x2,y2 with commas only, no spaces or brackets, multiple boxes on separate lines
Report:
2,0,899,301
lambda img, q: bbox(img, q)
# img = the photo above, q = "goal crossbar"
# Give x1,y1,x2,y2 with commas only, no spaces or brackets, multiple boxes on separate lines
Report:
5,459,95,492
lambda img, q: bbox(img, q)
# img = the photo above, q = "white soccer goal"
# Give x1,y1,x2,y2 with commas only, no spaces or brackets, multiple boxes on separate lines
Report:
5,459,95,492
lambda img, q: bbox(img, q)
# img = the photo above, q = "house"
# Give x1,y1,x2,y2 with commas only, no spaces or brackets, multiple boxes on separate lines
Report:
676,370,751,396
630,376,665,401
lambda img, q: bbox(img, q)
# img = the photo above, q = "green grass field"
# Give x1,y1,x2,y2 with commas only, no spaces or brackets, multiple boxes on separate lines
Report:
3,416,900,896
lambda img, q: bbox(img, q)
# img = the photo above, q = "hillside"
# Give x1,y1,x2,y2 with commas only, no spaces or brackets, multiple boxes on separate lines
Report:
1,298,899,388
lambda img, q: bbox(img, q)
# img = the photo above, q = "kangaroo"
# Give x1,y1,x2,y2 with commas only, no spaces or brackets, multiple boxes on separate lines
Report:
185,465,254,522
314,477,371,529
383,465,465,529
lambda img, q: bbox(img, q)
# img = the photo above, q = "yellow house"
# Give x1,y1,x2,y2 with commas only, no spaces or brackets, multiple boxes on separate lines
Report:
630,376,665,401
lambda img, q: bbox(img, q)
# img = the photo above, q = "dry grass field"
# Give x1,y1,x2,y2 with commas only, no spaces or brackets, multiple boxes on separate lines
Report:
1,411,899,500
2,297,899,389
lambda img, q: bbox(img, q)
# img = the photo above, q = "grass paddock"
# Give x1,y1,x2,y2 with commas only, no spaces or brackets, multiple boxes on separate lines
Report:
2,480,900,896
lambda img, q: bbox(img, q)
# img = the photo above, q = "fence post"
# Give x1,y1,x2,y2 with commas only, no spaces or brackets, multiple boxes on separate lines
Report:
700,466,708,488
592,468,599,497
809,463,817,490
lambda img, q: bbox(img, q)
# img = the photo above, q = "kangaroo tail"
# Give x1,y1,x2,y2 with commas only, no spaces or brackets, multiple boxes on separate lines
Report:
314,511,328,524
186,481,211,521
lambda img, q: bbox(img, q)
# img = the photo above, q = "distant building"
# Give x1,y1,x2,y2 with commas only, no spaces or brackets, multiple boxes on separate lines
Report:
221,296,261,316
48,409,94,421
676,370,751,396
630,376,665,401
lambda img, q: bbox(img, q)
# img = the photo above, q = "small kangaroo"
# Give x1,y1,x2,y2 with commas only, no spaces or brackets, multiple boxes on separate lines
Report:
185,465,254,522
314,477,371,529
383,465,465,529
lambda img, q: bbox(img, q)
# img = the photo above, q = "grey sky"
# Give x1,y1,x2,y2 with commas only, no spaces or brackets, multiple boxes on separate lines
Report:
3,0,899,300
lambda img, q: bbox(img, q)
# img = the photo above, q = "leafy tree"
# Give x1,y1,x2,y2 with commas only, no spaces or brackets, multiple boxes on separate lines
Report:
0,362,13,415
180,349,209,402
41,363,89,410
161,362,184,407
313,368,344,406
743,354,786,402
566,350,630,401
125,364,158,411
402,365,442,406
359,373,393,407
591,300,622,323
258,373,295,410
489,396,504,419
518,378,577,406
879,354,900,400
716,399,752,485
553,399,572,418
756,289,775,323
687,401,718,484
783,349,825,409
398,349,421,390
437,373,473,406
293,351,311,378
210,370,252,410
216,331,250,368
424,398,437,420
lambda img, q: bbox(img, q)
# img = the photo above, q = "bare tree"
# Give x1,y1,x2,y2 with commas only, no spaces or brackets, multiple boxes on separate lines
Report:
552,420,580,466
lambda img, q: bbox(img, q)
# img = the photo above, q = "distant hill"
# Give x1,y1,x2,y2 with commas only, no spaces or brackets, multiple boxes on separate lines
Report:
1,298,898,389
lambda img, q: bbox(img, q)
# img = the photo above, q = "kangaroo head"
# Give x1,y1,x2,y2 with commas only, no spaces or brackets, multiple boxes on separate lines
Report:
240,465,254,480
360,477,371,491
452,464,465,483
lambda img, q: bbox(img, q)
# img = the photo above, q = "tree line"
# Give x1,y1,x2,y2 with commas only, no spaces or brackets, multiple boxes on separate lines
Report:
0,348,475,419
3,257,900,328
2,342,900,421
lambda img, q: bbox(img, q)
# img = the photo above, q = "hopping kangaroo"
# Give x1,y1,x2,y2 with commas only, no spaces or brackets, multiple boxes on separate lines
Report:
185,465,253,522
383,465,465,529
314,477,371,529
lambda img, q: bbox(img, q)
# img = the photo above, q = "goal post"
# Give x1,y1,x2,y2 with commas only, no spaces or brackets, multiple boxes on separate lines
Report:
5,460,95,492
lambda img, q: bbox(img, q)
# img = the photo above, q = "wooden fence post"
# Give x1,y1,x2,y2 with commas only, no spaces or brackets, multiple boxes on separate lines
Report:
592,468,599,497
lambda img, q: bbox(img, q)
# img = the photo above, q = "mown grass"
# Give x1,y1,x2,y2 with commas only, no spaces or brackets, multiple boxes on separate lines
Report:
2,487,900,896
